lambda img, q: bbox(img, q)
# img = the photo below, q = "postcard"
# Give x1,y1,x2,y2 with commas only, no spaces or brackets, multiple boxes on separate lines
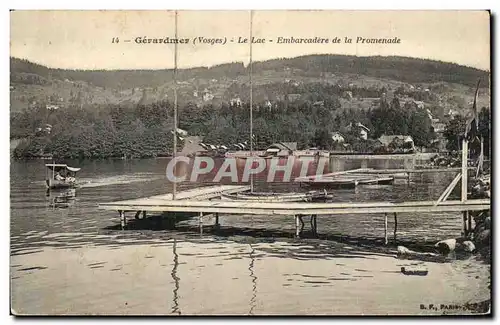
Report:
10,10,491,316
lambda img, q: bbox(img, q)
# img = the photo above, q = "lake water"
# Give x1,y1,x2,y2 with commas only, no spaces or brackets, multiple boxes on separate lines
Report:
10,159,491,315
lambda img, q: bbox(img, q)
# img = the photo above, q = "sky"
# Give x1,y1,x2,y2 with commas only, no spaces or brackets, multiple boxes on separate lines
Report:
10,10,490,71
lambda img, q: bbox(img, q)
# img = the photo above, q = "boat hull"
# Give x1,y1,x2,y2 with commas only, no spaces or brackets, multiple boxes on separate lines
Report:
221,191,331,202
46,179,78,189
301,181,357,190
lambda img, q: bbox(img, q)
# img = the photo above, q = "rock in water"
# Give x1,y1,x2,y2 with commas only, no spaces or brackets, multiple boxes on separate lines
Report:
401,267,428,276
435,239,456,254
462,241,476,252
397,246,413,255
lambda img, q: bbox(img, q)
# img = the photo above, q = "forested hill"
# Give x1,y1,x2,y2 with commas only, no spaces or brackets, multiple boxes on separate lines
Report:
11,54,491,159
10,55,489,90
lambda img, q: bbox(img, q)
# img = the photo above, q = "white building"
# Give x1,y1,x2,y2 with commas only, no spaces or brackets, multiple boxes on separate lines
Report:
230,97,242,107
331,132,345,143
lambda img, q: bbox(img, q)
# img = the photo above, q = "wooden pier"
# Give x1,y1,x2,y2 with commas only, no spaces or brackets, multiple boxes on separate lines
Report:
99,184,489,245
100,139,489,245
107,185,249,229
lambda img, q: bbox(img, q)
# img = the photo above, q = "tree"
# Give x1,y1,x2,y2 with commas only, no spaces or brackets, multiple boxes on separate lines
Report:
407,109,435,147
443,114,467,151
477,107,491,158
311,129,333,150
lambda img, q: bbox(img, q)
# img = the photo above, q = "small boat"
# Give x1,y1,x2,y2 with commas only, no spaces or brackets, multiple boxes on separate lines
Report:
300,173,395,189
356,176,395,185
45,163,81,189
221,190,332,202
300,177,358,189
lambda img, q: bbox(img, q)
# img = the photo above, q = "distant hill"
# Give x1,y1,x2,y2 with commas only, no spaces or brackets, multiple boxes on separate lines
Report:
11,55,488,89
10,55,490,113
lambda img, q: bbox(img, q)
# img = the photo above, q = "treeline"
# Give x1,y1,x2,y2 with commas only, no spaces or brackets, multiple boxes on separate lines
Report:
443,107,491,156
12,90,439,159
12,102,177,159
11,54,489,90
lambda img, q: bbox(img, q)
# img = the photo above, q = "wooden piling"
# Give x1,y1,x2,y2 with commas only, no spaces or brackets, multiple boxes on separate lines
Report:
298,215,305,233
199,212,204,235
467,212,472,237
142,211,147,219
463,211,468,236
119,210,126,230
134,211,142,220
215,213,220,227
310,215,318,236
393,213,398,244
295,215,300,238
384,213,388,245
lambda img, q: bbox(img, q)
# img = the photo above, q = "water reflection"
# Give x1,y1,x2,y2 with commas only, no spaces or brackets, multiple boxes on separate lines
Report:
171,239,181,315
248,244,257,315
46,188,77,209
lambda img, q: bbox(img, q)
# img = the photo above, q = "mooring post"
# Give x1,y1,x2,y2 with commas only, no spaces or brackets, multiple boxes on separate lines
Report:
384,213,388,245
119,210,126,230
134,211,142,220
142,211,147,219
393,213,398,244
199,212,204,235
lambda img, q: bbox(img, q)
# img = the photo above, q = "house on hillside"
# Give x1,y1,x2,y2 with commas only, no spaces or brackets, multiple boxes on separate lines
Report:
413,100,425,109
181,136,208,156
175,128,188,137
266,142,297,156
432,120,446,133
331,132,345,143
348,122,370,140
287,94,301,102
202,88,214,102
445,109,459,117
230,97,242,107
378,135,415,153
342,91,353,100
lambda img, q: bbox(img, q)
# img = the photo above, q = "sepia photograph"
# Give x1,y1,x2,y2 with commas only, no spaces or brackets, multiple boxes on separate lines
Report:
9,9,491,316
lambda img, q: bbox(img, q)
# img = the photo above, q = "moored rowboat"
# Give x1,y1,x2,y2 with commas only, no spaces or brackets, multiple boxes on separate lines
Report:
220,190,332,202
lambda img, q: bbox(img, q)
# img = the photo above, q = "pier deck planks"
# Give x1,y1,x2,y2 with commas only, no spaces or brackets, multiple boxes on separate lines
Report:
100,196,490,216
